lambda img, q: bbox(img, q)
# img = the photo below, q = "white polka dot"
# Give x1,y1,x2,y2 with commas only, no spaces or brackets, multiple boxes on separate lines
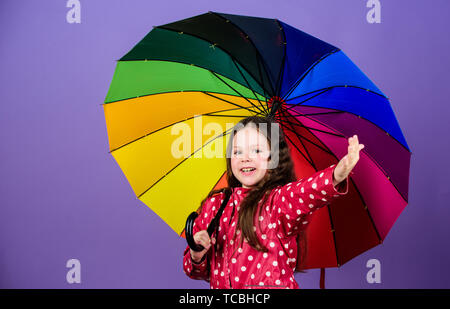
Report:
287,186,291,191
302,221,308,225
261,234,267,240
237,190,241,194
289,203,292,209
321,190,327,195
263,253,268,258
276,279,281,285
241,266,246,272
290,192,294,198
286,214,290,219
325,179,329,185
301,187,304,193
251,274,255,279
284,243,289,249
248,255,253,261
308,177,313,182
287,223,291,228
238,248,243,253
273,261,278,266
278,207,281,213
266,271,271,277
214,269,218,275
230,239,234,245
299,198,303,203
279,250,284,256
319,172,324,178
309,194,314,199
312,183,317,189
257,263,261,269
296,209,301,215
322,198,327,202
282,269,286,275
211,197,215,202
259,282,264,286
223,217,227,222
232,258,236,263
266,206,269,212
309,204,314,208
235,277,239,282
282,196,285,202
212,206,216,211
270,242,275,248
221,271,224,276
259,216,264,221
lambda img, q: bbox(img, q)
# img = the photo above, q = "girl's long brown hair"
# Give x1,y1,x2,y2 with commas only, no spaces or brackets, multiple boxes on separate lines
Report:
197,116,308,272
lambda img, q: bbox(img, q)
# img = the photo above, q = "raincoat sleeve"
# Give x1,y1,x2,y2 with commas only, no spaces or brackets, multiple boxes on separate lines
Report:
274,164,349,238
182,193,222,282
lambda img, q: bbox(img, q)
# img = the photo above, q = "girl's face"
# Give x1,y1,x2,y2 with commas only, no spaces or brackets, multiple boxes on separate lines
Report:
231,125,271,189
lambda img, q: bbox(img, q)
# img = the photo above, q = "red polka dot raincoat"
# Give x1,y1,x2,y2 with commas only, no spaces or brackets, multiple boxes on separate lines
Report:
183,164,349,289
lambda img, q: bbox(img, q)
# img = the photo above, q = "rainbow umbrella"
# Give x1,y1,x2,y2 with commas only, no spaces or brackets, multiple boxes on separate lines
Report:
103,11,411,285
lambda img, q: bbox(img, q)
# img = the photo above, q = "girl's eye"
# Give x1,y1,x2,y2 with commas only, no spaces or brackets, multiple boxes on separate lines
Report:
233,150,242,155
253,149,261,153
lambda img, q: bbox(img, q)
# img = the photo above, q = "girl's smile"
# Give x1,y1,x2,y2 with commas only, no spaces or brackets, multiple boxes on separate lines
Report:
231,125,271,189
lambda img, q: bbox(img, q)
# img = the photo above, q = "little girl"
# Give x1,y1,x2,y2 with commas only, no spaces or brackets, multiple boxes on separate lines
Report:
182,115,364,289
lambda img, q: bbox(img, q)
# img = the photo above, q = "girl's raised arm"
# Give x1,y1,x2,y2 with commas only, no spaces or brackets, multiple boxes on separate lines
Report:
273,164,349,238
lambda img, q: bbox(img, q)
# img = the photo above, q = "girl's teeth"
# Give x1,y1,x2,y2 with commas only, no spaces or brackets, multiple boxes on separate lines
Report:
242,168,255,172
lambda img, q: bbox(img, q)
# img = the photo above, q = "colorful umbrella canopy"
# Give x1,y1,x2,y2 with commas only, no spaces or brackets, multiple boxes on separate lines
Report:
103,11,411,273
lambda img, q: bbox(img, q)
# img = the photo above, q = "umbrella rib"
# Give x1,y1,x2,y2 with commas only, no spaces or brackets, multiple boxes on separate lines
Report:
280,108,346,139
284,85,388,109
278,106,384,246
109,106,252,154
326,203,340,267
209,70,266,115
282,49,340,101
211,12,276,97
274,19,287,97
278,123,315,167
231,57,269,114
277,110,339,156
277,112,318,170
137,126,236,199
201,91,265,116
283,87,334,113
156,26,268,98
286,105,408,203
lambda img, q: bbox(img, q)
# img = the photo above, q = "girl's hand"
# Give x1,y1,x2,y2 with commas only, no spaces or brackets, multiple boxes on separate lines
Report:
333,135,365,186
190,230,216,263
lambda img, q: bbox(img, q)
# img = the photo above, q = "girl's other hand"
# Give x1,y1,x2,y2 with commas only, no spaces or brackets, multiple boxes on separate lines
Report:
334,135,364,185
190,230,215,263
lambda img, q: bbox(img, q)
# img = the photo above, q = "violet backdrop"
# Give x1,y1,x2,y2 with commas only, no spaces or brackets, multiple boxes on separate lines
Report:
0,0,449,288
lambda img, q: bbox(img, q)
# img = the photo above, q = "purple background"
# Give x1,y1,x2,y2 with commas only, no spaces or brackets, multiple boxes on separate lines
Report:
1,0,449,289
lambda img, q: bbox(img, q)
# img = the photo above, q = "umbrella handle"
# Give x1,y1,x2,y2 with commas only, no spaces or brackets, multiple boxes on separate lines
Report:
185,211,207,252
